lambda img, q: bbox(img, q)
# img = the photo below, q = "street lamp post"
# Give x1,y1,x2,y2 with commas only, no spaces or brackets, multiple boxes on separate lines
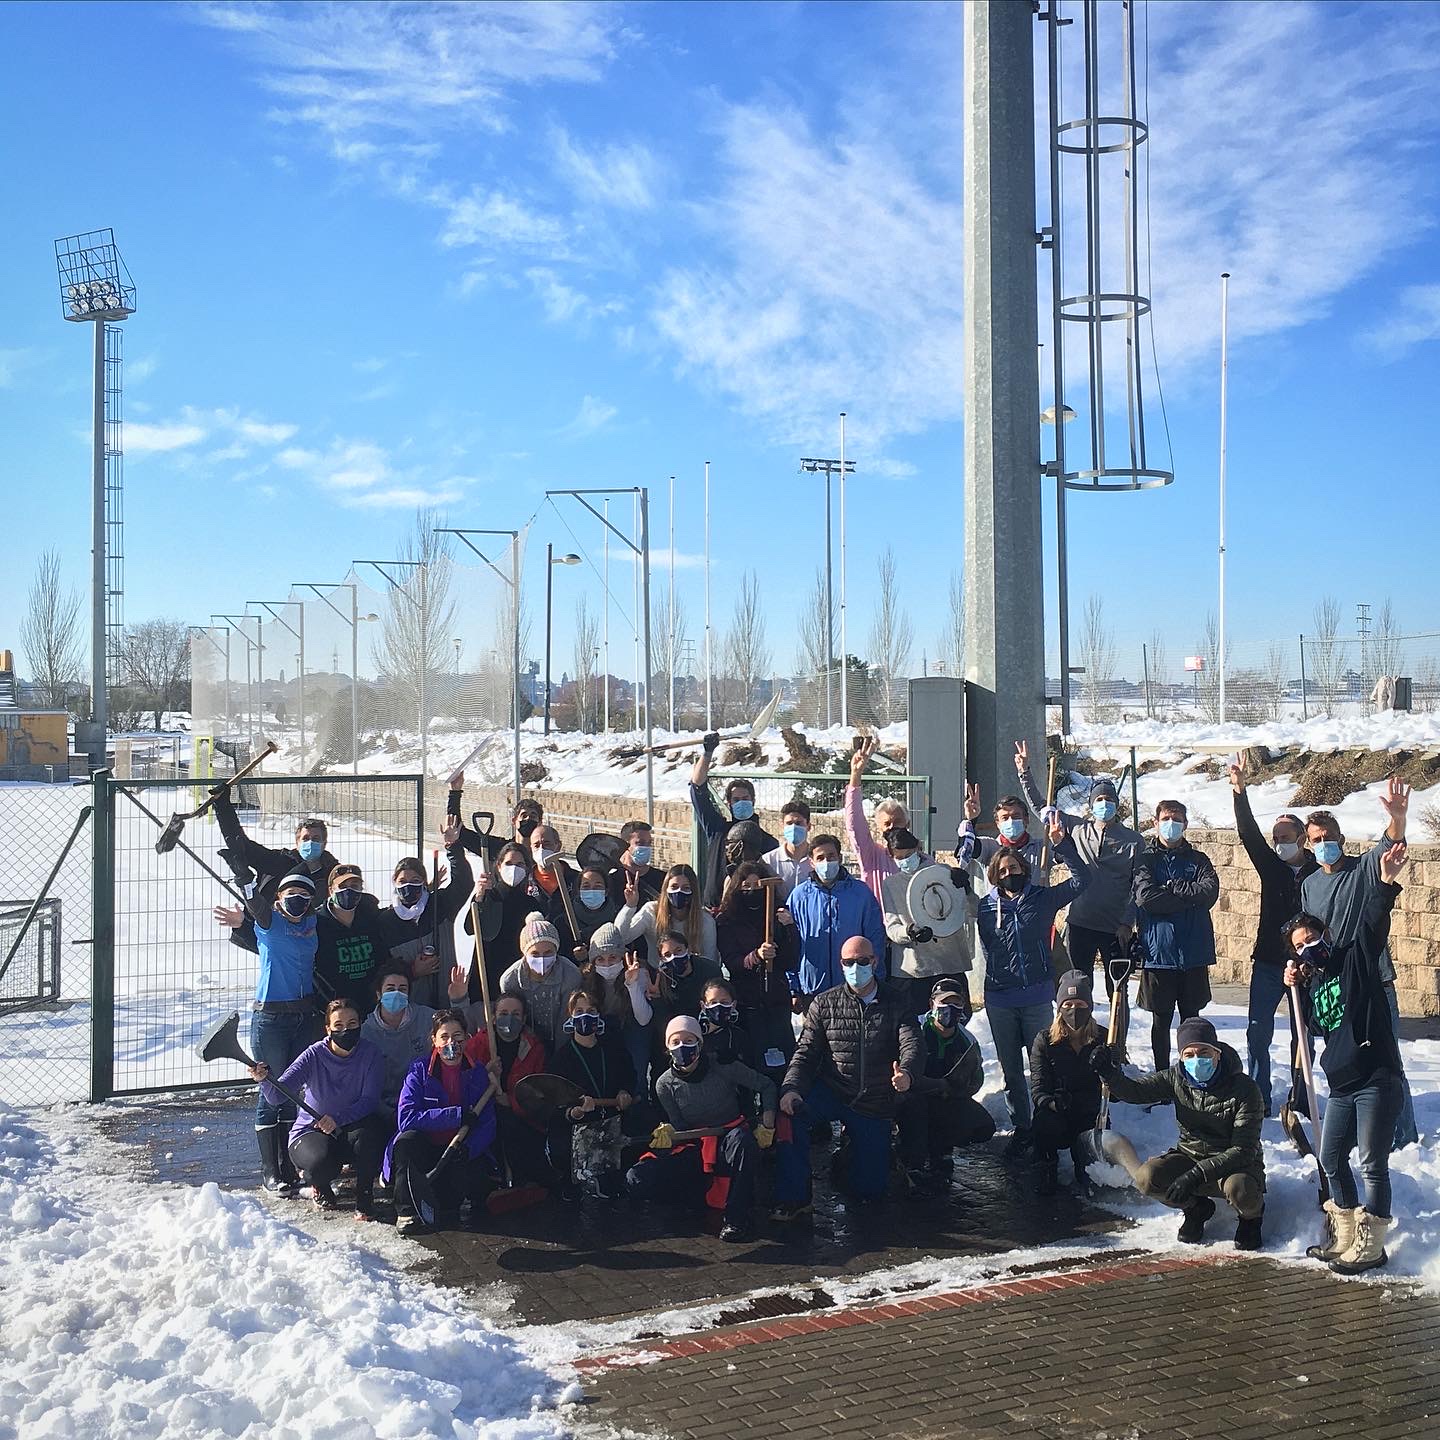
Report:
799,450,856,727
250,599,306,763
544,544,582,735
297,583,378,776
1041,399,1078,733
215,614,262,754
355,559,431,791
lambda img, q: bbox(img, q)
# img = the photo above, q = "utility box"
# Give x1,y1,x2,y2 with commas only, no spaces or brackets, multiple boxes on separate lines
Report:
1394,677,1413,712
908,677,965,858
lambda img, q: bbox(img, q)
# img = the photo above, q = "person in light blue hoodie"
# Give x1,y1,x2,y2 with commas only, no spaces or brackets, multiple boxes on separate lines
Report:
788,834,887,1001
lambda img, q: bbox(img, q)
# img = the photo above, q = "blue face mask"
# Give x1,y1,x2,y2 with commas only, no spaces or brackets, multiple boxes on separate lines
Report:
280,893,310,918
667,888,692,912
998,818,1026,842
700,1002,737,1031
730,799,755,821
331,886,362,913
1182,1054,1218,1086
1158,819,1186,844
297,839,324,862
931,1004,961,1029
1092,799,1117,823
842,961,874,991
783,823,808,845
630,845,653,867
659,954,690,980
668,1042,700,1069
564,1011,605,1038
580,889,607,911
815,859,840,884
896,853,923,874
1313,840,1342,867
379,990,409,1015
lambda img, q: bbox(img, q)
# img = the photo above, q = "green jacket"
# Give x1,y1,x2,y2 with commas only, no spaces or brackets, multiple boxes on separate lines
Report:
1106,1043,1265,1189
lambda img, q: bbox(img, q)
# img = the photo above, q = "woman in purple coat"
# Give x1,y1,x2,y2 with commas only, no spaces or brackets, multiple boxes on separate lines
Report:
384,1009,499,1236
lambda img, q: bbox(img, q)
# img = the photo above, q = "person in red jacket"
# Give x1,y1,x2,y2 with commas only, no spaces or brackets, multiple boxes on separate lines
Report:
463,991,559,1190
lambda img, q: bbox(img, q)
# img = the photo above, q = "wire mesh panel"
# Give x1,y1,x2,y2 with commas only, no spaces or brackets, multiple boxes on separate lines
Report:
105,774,422,1097
0,784,93,1104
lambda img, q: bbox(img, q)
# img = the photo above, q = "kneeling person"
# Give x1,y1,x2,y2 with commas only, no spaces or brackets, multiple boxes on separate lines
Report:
625,1015,777,1242
1093,1016,1265,1249
1029,970,1105,1196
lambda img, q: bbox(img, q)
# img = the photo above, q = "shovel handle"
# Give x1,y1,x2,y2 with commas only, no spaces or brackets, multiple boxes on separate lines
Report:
428,1078,500,1179
551,857,583,949
189,740,279,819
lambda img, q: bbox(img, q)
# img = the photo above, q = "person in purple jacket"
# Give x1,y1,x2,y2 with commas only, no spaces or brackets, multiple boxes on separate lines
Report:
252,997,385,1217
385,1009,499,1236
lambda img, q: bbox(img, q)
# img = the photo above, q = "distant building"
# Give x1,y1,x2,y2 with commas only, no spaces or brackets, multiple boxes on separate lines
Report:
0,650,70,782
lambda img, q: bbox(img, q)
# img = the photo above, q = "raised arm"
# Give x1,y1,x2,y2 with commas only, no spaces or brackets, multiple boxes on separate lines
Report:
1013,739,1050,822
1379,775,1410,845
844,739,886,877
1229,765,1276,876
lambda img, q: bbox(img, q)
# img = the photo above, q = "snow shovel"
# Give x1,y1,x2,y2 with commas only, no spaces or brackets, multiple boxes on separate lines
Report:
613,691,781,759
514,1073,625,1123
1280,985,1330,1205
1075,956,1142,1174
550,857,584,954
155,740,278,854
400,1077,501,1228
196,1010,323,1121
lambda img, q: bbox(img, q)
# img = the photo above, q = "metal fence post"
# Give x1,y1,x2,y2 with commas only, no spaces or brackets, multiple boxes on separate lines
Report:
415,778,426,855
1299,634,1308,721
90,769,115,1102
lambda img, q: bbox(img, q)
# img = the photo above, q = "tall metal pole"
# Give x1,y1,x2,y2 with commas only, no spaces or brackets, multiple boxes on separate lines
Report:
418,564,428,797
350,586,359,777
639,489,656,823
1046,3,1072,737
543,540,555,736
824,474,834,726
297,601,306,765
89,319,107,770
668,474,676,730
1218,270,1230,725
603,500,611,733
839,412,848,728
704,460,712,729
510,534,522,803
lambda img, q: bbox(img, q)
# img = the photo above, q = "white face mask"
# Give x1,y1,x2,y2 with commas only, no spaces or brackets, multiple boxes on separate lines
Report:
499,863,526,887
534,848,558,869
1275,841,1302,863
595,960,624,980
527,951,557,976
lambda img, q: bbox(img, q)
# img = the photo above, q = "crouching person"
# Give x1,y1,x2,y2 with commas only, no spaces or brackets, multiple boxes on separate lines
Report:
772,937,923,1217
898,978,994,1192
1029,970,1105,1197
1092,1017,1266,1249
625,1016,776,1242
385,1009,498,1236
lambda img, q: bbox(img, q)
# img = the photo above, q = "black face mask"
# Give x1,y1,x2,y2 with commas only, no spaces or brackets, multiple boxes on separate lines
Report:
740,890,764,910
494,1014,523,1042
330,1027,361,1051
516,816,540,839
280,893,311,918
331,887,362,913
395,882,425,906
997,873,1026,895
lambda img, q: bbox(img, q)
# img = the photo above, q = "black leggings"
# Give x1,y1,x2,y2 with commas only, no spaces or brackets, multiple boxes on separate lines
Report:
289,1115,387,1200
389,1129,496,1217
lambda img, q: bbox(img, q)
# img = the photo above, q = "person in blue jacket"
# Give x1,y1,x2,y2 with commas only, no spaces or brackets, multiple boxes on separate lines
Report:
787,833,887,1002
1132,800,1220,1072
975,815,1089,1157
385,1009,499,1236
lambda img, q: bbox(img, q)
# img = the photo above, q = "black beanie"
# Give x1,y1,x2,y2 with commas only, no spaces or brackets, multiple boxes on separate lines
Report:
1176,1017,1219,1051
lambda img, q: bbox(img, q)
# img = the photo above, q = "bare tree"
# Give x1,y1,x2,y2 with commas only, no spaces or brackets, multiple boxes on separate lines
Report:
649,595,690,732
1371,597,1402,683
1194,612,1222,721
484,587,533,729
117,618,192,730
1264,640,1290,720
795,568,834,725
371,508,457,740
1079,594,1117,723
570,596,601,733
1144,628,1168,712
722,570,769,722
1309,595,1343,714
20,549,84,711
867,547,914,724
935,571,964,680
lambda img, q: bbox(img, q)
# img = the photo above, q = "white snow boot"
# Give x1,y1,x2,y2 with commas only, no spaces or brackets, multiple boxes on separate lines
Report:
1330,1210,1392,1275
1305,1200,1359,1263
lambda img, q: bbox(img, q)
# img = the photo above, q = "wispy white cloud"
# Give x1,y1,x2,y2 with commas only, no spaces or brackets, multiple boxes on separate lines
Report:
551,127,659,209
557,395,618,440
126,420,209,455
433,186,567,251
526,267,624,326
0,348,39,388
123,406,297,459
1362,284,1440,360
276,436,467,509
126,354,159,384
352,356,388,374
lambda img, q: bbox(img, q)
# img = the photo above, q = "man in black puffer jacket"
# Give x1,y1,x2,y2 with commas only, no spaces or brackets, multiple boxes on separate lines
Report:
772,937,922,1217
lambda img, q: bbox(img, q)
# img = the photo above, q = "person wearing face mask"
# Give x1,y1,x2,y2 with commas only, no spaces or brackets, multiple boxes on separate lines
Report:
1132,801,1220,1073
1227,762,1319,1116
466,844,538,994
956,784,1052,882
788,835,887,1003
443,769,543,864
1028,971,1105,1196
522,824,582,954
649,929,725,1045
213,871,321,1194
1300,779,1417,1152
547,989,636,1197
579,924,655,1099
252,998,385,1216
377,819,473,1009
386,1009,498,1235
610,820,664,913
359,968,441,1120
1091,1017,1266,1250
1285,843,1408,1274
628,1015,776,1242
616,862,718,967
690,734,777,906
974,815,1090,1158
897,979,995,1193
312,864,391,1018
698,978,760,1091
881,828,976,1020
715,863,801,1082
571,866,621,954
1016,752,1142,1000
498,914,584,1050
773,937,922,1216
844,736,916,903
761,800,814,899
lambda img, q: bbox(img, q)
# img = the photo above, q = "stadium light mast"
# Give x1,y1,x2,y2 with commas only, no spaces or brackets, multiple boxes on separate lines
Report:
55,229,135,773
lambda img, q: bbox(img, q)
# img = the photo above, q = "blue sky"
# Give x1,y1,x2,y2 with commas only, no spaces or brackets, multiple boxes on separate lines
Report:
3,0,1439,692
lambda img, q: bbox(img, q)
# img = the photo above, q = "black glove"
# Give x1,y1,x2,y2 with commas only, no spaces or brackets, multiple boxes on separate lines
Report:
1164,1168,1204,1208
1088,1044,1117,1077
1127,934,1146,966
1036,1095,1062,1113
702,732,720,755
207,782,231,801
907,924,935,945
949,867,970,891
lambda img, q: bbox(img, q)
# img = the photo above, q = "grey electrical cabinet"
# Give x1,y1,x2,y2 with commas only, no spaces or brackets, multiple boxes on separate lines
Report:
907,677,965,859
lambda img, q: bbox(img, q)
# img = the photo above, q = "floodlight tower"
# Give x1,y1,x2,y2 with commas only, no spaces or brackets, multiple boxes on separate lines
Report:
55,229,135,773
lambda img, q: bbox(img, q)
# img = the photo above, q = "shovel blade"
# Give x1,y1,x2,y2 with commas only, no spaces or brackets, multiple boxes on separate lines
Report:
155,814,186,855
197,1011,252,1067
1076,1126,1140,1176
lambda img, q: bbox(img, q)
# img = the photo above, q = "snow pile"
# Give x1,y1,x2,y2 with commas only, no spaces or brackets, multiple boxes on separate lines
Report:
1073,710,1440,756
0,1106,572,1440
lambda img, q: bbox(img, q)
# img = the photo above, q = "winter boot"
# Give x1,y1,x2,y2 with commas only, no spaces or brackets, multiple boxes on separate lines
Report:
276,1122,301,1194
1177,1197,1215,1244
1305,1200,1359,1263
1035,1154,1059,1197
1330,1211,1392,1275
1003,1128,1032,1160
1234,1209,1265,1252
256,1126,287,1193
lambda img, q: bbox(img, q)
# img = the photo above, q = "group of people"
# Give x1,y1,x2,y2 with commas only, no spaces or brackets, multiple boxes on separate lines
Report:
209,732,1419,1272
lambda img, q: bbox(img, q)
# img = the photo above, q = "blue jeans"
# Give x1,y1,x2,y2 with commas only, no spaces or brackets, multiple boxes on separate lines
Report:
251,1007,313,1128
773,1081,893,1202
1318,1069,1405,1216
1246,964,1313,1117
987,999,1053,1131
622,1020,653,1100
1384,985,1419,1150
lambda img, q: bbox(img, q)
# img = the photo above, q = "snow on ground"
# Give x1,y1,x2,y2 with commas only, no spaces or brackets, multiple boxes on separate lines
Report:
1071,710,1440,757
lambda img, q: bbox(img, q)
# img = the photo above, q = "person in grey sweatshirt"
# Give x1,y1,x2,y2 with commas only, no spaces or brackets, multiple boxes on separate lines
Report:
359,967,437,1122
499,913,583,1050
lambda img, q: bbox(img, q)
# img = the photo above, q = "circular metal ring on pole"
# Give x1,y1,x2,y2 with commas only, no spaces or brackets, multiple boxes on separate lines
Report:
1055,115,1149,155
1062,467,1174,493
1058,292,1153,323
